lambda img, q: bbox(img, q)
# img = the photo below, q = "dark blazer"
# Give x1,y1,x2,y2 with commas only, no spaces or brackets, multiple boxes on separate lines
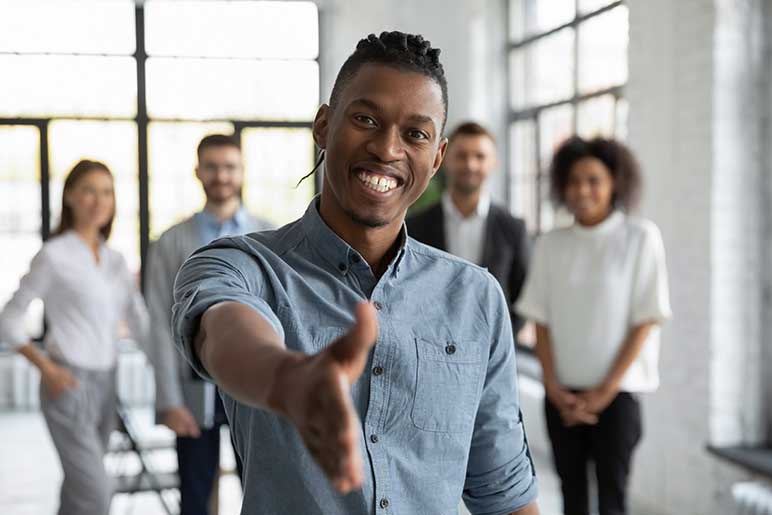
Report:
407,201,530,336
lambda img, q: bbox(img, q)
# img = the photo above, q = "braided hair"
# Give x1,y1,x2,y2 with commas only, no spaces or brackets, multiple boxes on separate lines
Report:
330,31,448,129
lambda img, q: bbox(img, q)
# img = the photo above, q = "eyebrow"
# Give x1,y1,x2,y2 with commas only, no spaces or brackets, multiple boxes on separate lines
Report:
349,98,438,128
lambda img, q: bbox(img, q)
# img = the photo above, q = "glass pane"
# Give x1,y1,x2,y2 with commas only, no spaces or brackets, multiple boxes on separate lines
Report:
148,122,235,239
539,105,576,232
145,1,318,59
0,55,137,118
0,1,135,54
0,126,44,343
242,128,315,227
513,28,574,109
539,104,574,169
577,94,616,138
577,6,628,94
49,121,140,273
509,120,538,233
147,58,319,121
509,0,527,42
509,50,527,110
579,0,617,14
524,0,575,37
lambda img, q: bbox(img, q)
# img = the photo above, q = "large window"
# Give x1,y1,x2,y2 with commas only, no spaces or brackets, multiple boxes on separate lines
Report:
0,0,319,296
507,0,629,233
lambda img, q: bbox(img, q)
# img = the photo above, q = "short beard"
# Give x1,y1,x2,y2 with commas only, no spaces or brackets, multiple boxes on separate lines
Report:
450,181,481,196
345,206,390,228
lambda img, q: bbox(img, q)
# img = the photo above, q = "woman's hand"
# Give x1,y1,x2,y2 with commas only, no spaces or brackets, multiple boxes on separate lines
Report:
577,383,618,415
41,362,78,399
545,380,598,426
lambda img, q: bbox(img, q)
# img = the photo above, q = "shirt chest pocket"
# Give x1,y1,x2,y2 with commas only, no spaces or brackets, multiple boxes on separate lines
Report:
411,338,484,434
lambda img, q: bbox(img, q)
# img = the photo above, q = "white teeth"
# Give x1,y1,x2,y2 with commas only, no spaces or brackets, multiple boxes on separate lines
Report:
356,171,398,193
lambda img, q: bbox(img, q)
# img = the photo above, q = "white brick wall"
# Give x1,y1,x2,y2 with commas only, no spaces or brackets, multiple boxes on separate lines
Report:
625,0,769,513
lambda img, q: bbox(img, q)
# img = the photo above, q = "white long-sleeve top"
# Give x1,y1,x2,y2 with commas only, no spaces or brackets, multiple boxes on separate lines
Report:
0,231,149,370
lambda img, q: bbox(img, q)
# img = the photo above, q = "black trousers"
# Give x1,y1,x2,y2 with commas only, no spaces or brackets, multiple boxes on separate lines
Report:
545,391,642,515
177,393,243,515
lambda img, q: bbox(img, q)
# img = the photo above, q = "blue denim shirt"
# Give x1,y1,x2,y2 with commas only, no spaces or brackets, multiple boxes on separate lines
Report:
172,198,538,515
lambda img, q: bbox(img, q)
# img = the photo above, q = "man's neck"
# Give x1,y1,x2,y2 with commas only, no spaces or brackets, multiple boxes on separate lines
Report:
319,197,403,278
204,197,241,222
448,187,481,218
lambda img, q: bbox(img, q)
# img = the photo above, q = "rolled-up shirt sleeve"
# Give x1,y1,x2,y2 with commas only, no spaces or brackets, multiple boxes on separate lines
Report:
463,276,538,515
171,242,284,381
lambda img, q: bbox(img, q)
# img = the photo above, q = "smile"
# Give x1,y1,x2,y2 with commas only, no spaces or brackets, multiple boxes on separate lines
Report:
356,170,399,193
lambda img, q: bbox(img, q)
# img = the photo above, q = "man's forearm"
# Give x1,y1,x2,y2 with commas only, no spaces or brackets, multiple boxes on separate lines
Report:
194,301,303,410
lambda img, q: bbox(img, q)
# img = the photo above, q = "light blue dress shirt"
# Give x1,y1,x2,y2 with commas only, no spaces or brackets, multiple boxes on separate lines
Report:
172,197,538,515
193,205,252,246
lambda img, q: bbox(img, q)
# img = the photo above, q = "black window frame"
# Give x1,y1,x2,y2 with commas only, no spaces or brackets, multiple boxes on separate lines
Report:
0,3,321,290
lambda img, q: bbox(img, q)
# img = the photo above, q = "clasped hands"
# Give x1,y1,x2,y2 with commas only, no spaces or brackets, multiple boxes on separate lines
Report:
546,380,618,427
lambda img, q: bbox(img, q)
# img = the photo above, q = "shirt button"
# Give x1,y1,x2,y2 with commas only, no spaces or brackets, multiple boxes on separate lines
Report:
370,434,379,443
372,366,384,376
379,498,390,509
373,301,383,311
338,263,346,272
445,344,456,355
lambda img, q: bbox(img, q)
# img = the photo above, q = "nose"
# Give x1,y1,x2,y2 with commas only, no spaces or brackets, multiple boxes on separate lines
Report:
215,167,230,182
463,157,479,172
365,126,405,162
577,182,592,197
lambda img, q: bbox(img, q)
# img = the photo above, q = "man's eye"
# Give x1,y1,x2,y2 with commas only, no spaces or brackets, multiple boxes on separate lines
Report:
354,115,376,126
408,130,428,140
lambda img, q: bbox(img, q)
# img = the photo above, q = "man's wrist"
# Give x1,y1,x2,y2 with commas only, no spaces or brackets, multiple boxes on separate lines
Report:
265,350,308,416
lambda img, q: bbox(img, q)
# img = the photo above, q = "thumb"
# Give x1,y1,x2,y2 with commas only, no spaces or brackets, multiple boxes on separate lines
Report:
330,302,378,366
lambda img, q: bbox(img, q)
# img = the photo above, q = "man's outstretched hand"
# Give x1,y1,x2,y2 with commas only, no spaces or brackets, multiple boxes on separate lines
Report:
267,302,378,494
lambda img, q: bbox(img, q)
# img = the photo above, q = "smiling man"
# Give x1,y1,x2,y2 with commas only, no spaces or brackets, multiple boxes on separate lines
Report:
171,32,539,515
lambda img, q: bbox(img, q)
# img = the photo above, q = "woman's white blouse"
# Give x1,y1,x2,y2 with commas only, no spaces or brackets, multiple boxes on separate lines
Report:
517,212,672,392
0,231,149,370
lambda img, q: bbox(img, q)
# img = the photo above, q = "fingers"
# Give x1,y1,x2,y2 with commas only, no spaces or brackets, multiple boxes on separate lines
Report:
329,302,378,376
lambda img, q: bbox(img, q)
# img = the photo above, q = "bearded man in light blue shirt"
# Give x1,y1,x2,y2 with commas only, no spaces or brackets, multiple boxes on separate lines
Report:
145,134,272,515
171,32,540,515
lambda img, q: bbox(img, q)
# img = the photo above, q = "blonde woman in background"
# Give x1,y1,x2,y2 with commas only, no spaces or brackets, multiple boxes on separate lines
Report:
0,160,149,515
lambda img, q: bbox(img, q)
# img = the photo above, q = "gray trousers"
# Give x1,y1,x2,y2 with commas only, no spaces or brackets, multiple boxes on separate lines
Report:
40,363,117,515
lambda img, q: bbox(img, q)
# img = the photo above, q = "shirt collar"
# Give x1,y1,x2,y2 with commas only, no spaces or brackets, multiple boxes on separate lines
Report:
442,191,491,220
301,195,409,278
195,205,249,231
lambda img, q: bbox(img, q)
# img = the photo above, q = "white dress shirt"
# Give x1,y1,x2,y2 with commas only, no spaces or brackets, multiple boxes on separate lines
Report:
516,212,672,392
0,231,149,370
442,191,491,265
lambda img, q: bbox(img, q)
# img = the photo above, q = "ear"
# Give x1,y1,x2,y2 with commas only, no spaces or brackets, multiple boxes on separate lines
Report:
312,104,331,150
430,137,449,179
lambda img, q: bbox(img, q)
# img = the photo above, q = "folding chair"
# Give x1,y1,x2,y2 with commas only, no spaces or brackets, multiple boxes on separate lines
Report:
109,402,180,515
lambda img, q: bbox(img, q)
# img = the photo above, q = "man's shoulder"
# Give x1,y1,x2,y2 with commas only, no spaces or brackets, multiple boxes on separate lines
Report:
155,216,197,245
201,218,303,260
489,202,526,233
244,212,276,232
408,237,494,282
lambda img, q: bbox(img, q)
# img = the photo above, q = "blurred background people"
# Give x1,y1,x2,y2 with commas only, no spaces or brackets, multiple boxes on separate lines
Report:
144,134,273,515
408,121,530,337
517,137,672,515
0,159,150,515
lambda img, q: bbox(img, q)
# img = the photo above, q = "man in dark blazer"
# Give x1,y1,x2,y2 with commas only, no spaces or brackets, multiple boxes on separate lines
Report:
408,122,530,337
